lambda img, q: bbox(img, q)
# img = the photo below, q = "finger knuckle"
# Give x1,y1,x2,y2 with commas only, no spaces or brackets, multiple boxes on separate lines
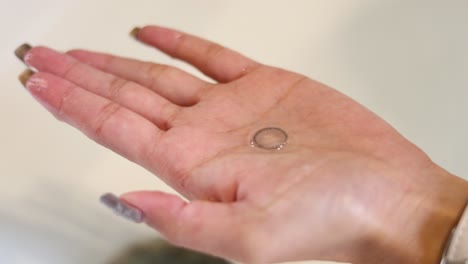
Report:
206,43,225,57
56,84,76,121
204,43,225,67
62,61,81,79
92,102,121,138
172,33,189,57
146,64,172,87
108,77,129,100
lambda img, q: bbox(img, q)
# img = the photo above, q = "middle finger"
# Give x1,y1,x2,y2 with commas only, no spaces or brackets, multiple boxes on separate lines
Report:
67,49,211,106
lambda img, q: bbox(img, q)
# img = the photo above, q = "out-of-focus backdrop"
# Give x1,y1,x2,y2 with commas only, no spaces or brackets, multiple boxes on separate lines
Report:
1,0,467,263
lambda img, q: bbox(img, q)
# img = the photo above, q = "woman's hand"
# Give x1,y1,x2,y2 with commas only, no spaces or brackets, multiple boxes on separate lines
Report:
17,26,468,263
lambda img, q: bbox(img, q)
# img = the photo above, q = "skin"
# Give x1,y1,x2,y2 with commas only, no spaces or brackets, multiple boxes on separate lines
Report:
18,25,468,263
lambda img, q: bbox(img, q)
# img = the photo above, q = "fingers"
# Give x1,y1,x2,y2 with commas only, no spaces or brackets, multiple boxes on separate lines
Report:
67,49,210,106
25,46,179,129
135,26,261,83
23,71,162,165
121,191,247,261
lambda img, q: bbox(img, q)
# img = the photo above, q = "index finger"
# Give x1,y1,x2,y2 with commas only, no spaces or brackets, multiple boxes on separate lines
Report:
134,25,261,83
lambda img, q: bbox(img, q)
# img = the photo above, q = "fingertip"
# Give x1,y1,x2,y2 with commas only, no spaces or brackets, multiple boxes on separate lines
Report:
25,46,68,70
18,69,36,87
100,193,146,223
27,45,50,56
129,26,141,39
132,25,176,36
119,191,146,205
120,191,186,213
137,25,183,46
120,191,187,231
14,43,32,63
22,71,51,94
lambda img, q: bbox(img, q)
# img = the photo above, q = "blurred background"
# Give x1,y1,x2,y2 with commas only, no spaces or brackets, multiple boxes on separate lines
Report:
1,0,467,263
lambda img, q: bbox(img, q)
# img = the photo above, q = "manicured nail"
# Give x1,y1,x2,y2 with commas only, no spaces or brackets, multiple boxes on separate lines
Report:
130,27,141,39
15,43,32,62
18,69,35,87
100,193,145,223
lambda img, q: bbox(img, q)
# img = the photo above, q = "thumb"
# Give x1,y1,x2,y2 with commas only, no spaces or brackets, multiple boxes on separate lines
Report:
120,191,248,261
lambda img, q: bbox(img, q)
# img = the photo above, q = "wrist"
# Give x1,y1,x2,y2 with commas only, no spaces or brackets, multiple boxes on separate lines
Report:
375,165,468,263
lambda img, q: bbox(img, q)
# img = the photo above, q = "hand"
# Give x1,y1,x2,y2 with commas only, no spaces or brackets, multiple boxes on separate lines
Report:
18,26,468,263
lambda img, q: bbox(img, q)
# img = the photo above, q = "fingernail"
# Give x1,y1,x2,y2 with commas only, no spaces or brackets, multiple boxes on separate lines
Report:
100,193,145,223
129,27,141,39
18,69,35,87
15,43,32,62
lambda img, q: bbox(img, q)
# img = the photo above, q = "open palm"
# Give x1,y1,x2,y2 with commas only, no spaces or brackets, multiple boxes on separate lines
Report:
20,26,455,264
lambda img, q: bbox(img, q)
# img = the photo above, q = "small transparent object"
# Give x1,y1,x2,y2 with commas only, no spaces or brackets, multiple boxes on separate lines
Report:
251,127,288,150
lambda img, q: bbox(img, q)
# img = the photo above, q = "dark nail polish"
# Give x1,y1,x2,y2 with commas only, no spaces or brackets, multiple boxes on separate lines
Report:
130,27,141,39
15,43,32,62
18,69,35,87
100,193,145,223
